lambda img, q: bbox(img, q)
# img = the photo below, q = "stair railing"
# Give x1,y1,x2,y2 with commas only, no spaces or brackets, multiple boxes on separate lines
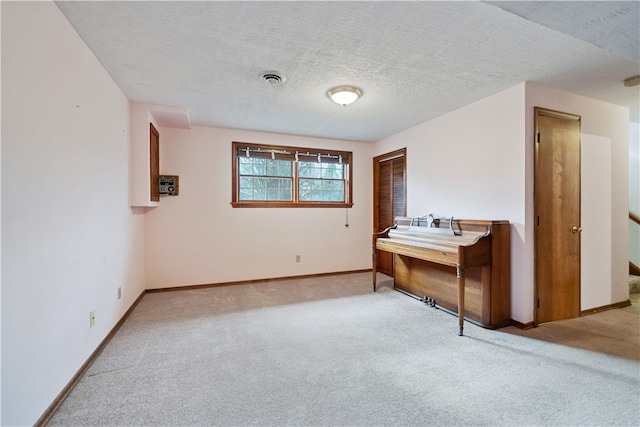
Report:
631,212,640,275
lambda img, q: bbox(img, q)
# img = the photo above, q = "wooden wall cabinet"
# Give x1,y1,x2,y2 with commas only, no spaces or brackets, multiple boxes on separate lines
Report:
129,103,190,207
149,123,160,202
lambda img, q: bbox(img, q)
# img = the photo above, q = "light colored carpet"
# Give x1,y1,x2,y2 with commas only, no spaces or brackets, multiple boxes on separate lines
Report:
48,272,640,426
502,300,639,361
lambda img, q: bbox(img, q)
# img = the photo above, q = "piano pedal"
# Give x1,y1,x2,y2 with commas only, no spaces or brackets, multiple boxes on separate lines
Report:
422,296,437,307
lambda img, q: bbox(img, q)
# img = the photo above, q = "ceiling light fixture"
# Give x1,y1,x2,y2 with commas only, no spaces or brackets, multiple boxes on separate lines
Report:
327,86,362,106
623,75,640,87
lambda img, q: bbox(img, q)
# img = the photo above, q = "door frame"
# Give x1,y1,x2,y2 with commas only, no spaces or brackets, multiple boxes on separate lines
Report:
373,148,407,276
533,107,582,326
373,148,407,234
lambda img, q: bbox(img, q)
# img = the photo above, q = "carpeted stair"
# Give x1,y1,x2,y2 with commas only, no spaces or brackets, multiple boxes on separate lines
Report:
630,274,640,295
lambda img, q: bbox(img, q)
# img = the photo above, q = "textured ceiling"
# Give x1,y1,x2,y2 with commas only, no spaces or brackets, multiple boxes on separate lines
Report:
55,1,640,142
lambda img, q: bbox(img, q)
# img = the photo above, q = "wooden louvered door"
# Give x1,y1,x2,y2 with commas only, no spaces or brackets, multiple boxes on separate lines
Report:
373,149,406,276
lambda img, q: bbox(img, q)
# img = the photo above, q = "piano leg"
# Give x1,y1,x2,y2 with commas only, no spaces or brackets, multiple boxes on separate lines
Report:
456,267,465,336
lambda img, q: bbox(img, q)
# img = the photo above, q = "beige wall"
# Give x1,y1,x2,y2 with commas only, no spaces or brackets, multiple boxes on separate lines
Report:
1,3,146,425
144,126,374,289
1,3,632,425
374,84,530,321
525,82,630,309
630,122,640,268
374,82,630,323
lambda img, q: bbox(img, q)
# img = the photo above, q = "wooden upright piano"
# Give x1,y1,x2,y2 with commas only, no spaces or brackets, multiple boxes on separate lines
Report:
372,216,510,335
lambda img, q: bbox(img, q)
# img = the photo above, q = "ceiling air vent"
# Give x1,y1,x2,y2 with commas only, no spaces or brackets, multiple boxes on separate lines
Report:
259,71,286,87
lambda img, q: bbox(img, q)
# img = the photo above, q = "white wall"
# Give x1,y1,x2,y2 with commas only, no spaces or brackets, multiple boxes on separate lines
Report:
631,122,640,214
581,134,612,308
630,121,640,268
0,3,633,425
1,3,145,425
374,82,630,323
525,82,630,309
374,84,529,321
144,126,373,289
129,103,161,207
0,2,3,421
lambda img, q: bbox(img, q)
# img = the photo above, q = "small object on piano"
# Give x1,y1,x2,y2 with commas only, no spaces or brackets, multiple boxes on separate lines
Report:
426,214,435,228
450,217,461,236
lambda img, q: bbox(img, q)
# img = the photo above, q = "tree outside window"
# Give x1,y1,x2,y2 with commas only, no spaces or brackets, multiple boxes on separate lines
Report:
232,142,353,208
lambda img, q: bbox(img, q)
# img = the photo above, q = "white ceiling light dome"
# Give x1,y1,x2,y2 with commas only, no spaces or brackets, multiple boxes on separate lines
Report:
327,86,362,106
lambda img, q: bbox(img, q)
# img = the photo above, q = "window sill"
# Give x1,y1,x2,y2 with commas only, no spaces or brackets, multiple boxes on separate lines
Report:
231,202,354,208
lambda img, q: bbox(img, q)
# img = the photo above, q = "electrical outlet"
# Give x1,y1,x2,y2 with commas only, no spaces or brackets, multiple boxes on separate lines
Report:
89,310,95,328
118,287,122,300
296,255,301,263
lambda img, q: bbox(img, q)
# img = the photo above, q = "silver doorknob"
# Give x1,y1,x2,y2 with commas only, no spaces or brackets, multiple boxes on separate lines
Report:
572,226,582,234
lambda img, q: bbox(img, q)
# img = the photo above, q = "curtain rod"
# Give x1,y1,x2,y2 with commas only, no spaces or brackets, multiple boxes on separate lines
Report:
238,147,346,162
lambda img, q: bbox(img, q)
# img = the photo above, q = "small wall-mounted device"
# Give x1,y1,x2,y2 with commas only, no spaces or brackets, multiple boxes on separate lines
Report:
159,175,179,196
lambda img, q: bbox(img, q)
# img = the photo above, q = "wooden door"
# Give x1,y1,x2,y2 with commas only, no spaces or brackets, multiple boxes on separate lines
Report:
150,123,160,202
534,108,581,324
373,149,406,276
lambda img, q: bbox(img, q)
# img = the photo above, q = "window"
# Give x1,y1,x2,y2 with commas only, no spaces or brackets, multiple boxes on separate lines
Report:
232,141,353,208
